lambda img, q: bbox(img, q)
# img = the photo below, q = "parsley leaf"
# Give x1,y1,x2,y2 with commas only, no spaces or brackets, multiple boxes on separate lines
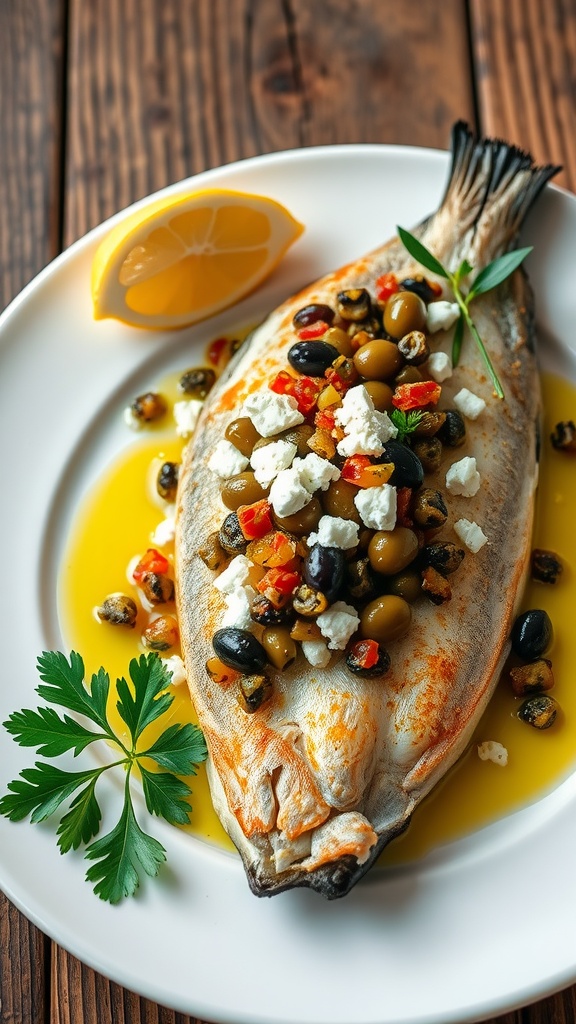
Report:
0,651,207,903
390,408,424,443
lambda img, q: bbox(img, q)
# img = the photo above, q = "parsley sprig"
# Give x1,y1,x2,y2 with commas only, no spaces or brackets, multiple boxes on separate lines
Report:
397,226,533,400
0,651,207,904
389,408,424,443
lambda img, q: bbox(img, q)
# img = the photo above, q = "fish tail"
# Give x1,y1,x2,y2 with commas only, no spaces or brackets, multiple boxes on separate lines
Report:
433,121,561,266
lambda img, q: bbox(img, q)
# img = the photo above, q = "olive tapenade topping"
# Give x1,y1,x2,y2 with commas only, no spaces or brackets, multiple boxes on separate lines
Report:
131,391,167,423
550,420,576,451
530,549,563,585
142,614,179,650
96,594,138,627
179,367,217,399
517,693,559,730
156,461,180,500
509,659,554,697
237,674,273,713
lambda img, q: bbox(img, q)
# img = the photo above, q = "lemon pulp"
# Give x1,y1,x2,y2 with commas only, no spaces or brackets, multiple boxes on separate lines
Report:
58,372,576,864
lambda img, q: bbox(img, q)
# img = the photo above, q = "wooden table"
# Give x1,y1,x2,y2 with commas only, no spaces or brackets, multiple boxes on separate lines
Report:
1,2,575,1022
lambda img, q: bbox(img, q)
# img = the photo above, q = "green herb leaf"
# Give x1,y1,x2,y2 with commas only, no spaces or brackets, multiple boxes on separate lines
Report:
139,764,193,825
467,247,533,300
396,226,449,279
85,788,166,904
56,777,102,852
36,652,111,734
455,258,473,285
116,654,173,745
3,707,104,757
390,408,424,443
0,762,102,823
452,314,465,367
140,722,207,776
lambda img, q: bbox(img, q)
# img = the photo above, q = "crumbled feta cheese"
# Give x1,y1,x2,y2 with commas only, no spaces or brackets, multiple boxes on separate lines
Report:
220,586,257,630
301,640,332,668
427,351,453,383
269,466,312,518
214,554,253,594
453,387,486,420
308,515,360,550
162,654,187,687
316,601,360,651
250,439,297,486
477,740,508,766
173,399,203,437
354,484,397,531
446,456,481,497
151,512,176,547
426,301,460,333
294,453,341,493
208,439,249,479
454,518,488,553
243,391,304,437
123,406,142,431
334,385,397,457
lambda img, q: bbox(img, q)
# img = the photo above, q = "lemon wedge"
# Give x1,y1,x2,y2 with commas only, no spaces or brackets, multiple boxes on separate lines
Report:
91,189,304,329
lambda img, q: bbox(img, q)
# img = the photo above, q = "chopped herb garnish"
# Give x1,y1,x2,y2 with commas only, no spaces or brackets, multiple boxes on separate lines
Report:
390,408,424,442
397,226,533,400
0,651,207,904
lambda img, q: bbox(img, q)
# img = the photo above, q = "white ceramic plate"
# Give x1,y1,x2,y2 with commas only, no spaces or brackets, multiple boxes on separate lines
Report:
1,144,576,1024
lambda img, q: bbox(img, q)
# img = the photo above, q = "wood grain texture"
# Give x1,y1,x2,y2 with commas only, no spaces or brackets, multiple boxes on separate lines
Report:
63,0,474,244
470,0,576,191
0,893,49,1024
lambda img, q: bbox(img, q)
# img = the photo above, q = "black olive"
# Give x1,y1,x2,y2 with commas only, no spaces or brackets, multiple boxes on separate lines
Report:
346,640,391,677
437,410,466,447
420,541,464,576
399,276,438,304
237,674,273,713
250,595,295,626
138,572,175,605
218,512,247,554
156,461,180,500
178,367,217,399
304,544,346,602
378,439,424,489
345,558,376,601
213,628,268,673
336,288,371,322
510,609,553,660
412,488,448,528
287,341,340,378
293,303,335,329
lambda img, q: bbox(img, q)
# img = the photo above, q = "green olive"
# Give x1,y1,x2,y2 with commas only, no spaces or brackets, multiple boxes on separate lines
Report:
323,325,354,357
360,596,411,644
220,472,269,511
386,569,422,603
368,527,419,575
363,380,394,412
353,339,404,381
383,291,427,339
277,423,315,457
225,417,262,458
321,479,362,524
394,365,424,387
274,497,323,535
262,627,297,670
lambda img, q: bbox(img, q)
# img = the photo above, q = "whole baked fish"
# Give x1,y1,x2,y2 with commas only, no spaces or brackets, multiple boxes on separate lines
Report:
175,123,558,898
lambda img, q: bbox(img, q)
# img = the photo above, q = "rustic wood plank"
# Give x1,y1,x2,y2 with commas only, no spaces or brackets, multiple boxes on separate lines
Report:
470,0,576,191
0,892,50,1024
64,0,475,244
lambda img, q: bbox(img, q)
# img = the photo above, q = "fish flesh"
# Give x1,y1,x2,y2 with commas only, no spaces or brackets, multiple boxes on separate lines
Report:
175,123,558,898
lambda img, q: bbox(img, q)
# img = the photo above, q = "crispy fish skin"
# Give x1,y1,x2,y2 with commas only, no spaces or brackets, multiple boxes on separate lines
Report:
175,123,559,899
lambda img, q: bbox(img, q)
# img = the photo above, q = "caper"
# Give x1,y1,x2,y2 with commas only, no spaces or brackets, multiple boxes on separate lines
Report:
251,595,295,627
130,392,167,423
337,288,371,322
262,627,297,670
362,380,394,412
293,303,335,329
510,609,553,660
198,531,228,571
368,528,419,575
221,472,269,511
386,569,422,603
219,512,247,554
304,545,346,602
156,461,180,501
225,417,262,458
412,488,448,529
273,496,322,536
411,437,443,473
213,627,268,673
237,674,273,713
421,566,451,605
346,640,391,678
142,614,179,650
530,549,563,585
420,541,464,576
292,585,329,618
383,291,426,339
437,410,466,447
399,276,438,304
397,331,430,365
517,694,559,730
353,339,404,381
138,572,175,605
322,479,362,524
96,594,138,627
509,659,554,697
288,341,340,377
178,367,216,399
345,558,376,601
360,595,411,644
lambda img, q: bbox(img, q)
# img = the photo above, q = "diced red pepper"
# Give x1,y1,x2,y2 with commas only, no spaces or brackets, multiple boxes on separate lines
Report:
375,272,399,304
297,319,331,340
396,487,413,527
348,639,380,670
342,455,393,488
257,567,301,596
133,548,170,584
314,407,337,431
237,500,273,541
392,381,442,411
270,370,322,414
206,336,229,366
341,454,372,483
324,356,359,394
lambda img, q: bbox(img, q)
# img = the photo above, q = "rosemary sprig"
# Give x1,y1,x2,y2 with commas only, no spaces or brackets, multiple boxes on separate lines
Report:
397,226,533,400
